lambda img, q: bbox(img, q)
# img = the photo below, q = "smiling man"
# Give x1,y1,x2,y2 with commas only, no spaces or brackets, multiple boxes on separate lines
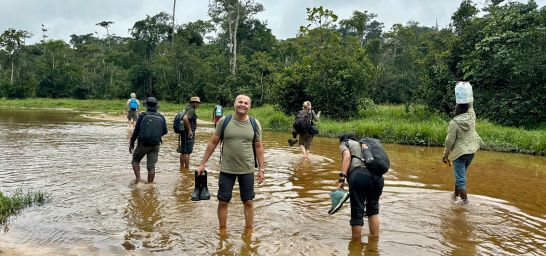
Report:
196,94,265,231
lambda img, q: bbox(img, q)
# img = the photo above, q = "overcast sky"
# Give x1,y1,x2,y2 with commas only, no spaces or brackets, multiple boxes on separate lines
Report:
1,0,544,44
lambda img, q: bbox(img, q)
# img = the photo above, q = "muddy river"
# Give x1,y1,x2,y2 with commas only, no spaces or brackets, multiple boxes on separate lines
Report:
0,108,544,255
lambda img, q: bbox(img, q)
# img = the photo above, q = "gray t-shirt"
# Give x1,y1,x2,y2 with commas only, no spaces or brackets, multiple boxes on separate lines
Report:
339,140,366,170
185,106,197,132
215,116,262,174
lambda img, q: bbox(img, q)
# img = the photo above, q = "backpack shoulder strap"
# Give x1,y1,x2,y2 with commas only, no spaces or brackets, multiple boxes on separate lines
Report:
220,114,233,141
249,116,258,168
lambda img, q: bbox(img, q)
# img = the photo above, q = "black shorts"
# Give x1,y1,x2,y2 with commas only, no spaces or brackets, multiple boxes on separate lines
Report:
132,143,160,170
217,172,255,203
178,131,194,154
347,167,384,226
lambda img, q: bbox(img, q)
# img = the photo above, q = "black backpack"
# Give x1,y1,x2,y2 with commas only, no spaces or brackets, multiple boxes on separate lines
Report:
348,138,390,175
139,112,164,146
220,115,259,168
293,110,311,134
173,106,190,134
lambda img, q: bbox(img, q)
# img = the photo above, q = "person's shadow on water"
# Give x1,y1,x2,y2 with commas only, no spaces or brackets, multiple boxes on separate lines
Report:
348,236,379,256
122,185,170,251
440,204,476,255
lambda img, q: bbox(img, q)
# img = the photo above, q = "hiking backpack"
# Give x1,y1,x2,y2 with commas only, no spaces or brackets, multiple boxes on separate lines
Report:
129,98,138,110
220,115,259,168
293,110,311,134
348,138,390,175
173,106,190,134
214,105,223,117
138,112,164,145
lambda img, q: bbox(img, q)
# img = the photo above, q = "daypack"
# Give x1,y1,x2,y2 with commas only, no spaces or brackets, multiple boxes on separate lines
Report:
293,110,311,134
220,115,259,168
129,98,138,111
173,106,190,134
214,105,223,117
348,138,390,175
138,112,164,146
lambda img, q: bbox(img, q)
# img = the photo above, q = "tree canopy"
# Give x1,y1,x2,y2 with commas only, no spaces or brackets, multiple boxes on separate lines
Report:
0,0,544,127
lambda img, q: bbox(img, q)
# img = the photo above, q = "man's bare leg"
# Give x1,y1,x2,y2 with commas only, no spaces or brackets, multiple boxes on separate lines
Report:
243,200,254,228
218,201,229,229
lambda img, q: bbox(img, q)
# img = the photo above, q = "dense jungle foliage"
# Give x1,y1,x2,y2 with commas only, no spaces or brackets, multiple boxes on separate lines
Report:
0,0,544,127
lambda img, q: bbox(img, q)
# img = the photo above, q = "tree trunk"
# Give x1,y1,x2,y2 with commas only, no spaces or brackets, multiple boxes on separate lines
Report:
10,58,15,85
172,0,177,40
232,3,240,75
228,19,234,74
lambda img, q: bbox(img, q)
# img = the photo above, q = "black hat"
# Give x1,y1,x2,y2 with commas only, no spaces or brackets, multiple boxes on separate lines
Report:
145,97,158,111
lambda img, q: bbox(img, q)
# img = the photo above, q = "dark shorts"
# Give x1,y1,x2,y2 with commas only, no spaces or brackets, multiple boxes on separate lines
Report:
127,110,138,121
217,172,255,203
178,131,194,154
348,167,384,226
299,133,314,150
132,143,160,170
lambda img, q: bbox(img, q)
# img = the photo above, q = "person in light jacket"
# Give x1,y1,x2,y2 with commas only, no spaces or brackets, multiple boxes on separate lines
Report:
443,101,483,203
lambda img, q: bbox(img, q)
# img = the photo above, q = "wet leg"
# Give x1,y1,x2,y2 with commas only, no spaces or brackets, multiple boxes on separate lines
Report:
132,162,141,183
243,200,254,228
218,201,229,229
351,225,362,241
368,214,380,236
147,168,155,183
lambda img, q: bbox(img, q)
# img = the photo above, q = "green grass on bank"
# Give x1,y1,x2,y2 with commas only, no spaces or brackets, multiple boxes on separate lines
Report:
0,188,50,224
0,98,544,155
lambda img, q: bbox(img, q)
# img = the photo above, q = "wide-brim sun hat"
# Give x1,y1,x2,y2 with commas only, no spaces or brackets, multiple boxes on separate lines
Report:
145,97,158,111
190,96,201,103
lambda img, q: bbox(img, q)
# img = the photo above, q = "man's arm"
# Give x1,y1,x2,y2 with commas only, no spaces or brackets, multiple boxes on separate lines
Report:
197,134,221,174
255,141,265,184
129,114,144,152
162,116,168,135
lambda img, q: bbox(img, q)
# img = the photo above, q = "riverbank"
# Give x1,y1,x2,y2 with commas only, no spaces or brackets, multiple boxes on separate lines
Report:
0,98,544,155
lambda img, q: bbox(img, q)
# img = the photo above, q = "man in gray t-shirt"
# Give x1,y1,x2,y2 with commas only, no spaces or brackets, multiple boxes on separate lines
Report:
197,95,265,230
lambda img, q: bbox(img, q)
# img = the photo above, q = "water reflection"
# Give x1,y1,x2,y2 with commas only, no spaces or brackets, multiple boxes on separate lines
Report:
1,109,545,255
123,185,171,250
348,236,379,256
440,205,476,255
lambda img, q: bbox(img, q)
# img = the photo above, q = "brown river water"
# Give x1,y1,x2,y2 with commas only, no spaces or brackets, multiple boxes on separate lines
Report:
0,108,545,255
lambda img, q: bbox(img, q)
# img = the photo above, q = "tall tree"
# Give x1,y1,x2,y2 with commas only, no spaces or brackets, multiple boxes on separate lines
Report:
0,28,31,85
96,21,114,47
208,0,264,75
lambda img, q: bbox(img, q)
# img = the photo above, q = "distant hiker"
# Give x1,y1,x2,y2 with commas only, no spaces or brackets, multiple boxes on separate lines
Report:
126,93,140,129
290,101,320,158
129,97,168,183
337,133,384,241
176,96,201,170
213,102,223,127
196,94,265,230
443,101,483,204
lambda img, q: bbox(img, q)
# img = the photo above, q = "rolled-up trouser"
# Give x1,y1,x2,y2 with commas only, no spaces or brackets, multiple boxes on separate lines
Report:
453,153,474,189
348,167,384,226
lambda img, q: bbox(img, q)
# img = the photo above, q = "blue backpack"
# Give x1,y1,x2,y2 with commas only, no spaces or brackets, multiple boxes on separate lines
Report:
215,105,223,117
220,115,259,168
129,98,138,111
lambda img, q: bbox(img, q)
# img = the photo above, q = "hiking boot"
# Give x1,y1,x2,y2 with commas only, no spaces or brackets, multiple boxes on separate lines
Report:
288,138,298,146
199,170,211,200
191,171,200,201
458,188,468,204
328,189,350,214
